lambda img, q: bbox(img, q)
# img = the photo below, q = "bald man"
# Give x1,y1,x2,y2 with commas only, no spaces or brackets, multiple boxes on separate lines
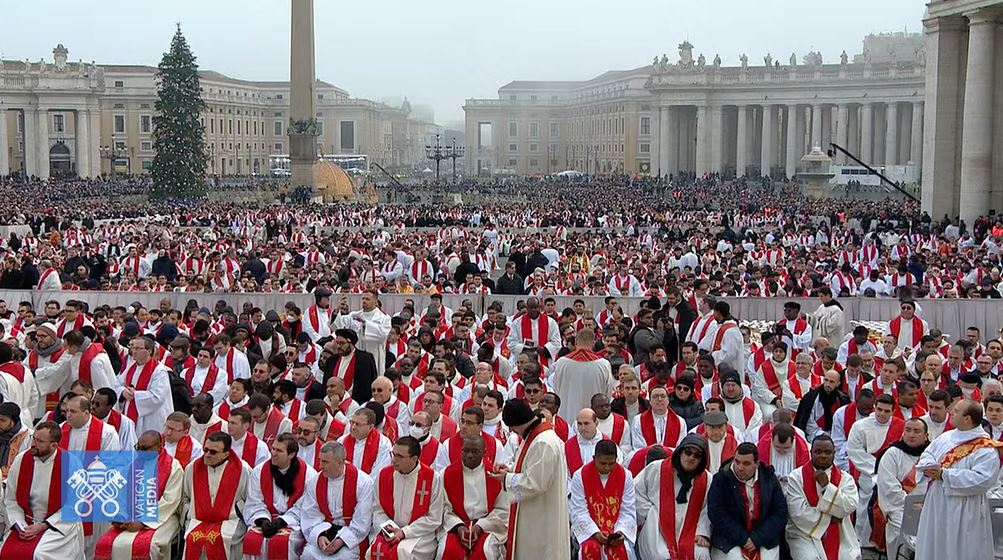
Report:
370,376,411,434
564,408,619,482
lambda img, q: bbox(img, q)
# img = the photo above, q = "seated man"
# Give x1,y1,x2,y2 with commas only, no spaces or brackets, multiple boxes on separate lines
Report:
369,436,444,560
243,433,317,559
439,435,509,560
569,440,637,560
94,430,184,560
300,441,375,560
181,431,250,560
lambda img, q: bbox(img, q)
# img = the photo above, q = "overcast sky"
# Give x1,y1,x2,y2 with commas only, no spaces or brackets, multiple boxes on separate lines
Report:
3,0,926,127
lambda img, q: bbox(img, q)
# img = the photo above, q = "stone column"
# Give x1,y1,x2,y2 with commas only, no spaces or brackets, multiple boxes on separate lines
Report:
22,108,37,177
760,105,774,178
848,105,860,156
736,105,748,177
695,105,709,174
289,0,318,191
666,107,679,175
649,106,661,175
885,102,899,165
836,104,849,164
959,10,998,226
659,106,670,175
910,101,923,168
922,15,967,219
76,109,91,178
710,105,723,173
35,108,50,180
785,105,798,179
88,108,100,177
860,103,873,164
811,104,823,148
0,109,9,176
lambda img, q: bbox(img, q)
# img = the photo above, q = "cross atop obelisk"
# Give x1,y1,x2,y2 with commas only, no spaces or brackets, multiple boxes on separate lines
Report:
289,0,318,196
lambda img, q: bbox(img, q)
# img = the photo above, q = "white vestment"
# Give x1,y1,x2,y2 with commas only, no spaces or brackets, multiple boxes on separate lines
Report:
781,465,861,560
368,465,444,560
634,459,711,560
505,425,571,560
548,354,616,424
334,309,392,376
437,463,509,560
597,414,632,458
875,446,927,555
569,465,637,560
845,415,896,543
116,360,173,435
915,427,1002,560
97,456,183,560
181,456,251,560
300,469,375,560
242,460,318,560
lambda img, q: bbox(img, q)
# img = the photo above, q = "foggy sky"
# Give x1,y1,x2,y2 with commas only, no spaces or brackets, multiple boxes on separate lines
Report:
2,0,926,127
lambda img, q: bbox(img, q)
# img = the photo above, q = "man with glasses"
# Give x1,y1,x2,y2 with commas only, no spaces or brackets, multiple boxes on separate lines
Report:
117,336,172,435
182,431,250,560
0,422,84,558
630,386,686,453
294,416,325,470
299,441,375,560
95,430,184,560
407,411,441,466
337,408,391,475
369,376,410,435
369,436,443,560
883,299,929,353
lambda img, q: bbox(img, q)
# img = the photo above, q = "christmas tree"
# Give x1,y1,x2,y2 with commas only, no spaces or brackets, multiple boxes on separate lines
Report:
150,25,208,200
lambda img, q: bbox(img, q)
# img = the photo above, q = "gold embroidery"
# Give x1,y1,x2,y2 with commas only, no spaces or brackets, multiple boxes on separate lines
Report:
188,528,222,545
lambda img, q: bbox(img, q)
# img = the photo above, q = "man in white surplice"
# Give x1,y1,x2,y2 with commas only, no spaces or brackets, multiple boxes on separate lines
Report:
875,418,929,556
915,399,1003,560
334,291,392,376
0,422,84,560
438,435,509,560
569,440,637,559
781,435,861,560
300,441,374,560
368,437,444,560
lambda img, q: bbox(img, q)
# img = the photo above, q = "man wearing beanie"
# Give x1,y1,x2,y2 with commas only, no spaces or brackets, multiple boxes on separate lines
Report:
0,402,30,478
488,398,570,559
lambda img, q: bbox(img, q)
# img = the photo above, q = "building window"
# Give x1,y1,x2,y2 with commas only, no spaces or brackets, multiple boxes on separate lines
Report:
529,158,538,167
141,141,152,151
318,94,324,99
274,112,282,117
508,144,517,152
640,117,650,136
339,121,356,150
114,140,126,150
140,103,150,109
114,80,124,88
639,143,650,153
141,115,152,134
210,119,215,134
508,158,517,166
316,121,324,135
274,143,283,152
274,121,283,136
237,120,241,134
550,122,559,138
509,95,517,100
529,122,539,138
275,94,283,99
52,114,65,133
114,115,126,134
529,143,538,153
552,95,559,101
509,122,518,137
142,160,152,170
530,95,538,101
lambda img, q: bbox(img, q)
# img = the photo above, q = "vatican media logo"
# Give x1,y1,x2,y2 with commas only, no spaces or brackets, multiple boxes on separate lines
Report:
62,451,159,523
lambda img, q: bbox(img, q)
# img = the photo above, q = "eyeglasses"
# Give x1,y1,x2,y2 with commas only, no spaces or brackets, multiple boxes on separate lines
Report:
204,448,224,455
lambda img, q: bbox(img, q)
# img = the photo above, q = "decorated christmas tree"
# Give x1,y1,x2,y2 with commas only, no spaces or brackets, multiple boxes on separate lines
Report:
150,25,208,200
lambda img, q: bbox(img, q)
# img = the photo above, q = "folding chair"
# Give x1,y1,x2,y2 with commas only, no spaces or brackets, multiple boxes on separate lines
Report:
989,498,1003,559
894,493,926,560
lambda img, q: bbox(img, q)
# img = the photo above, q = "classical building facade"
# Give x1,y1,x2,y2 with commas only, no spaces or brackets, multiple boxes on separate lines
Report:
0,45,441,179
464,34,925,180
922,0,1003,226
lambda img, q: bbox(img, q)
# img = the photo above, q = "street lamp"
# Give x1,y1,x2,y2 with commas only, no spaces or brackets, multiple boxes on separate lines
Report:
424,134,465,185
447,137,464,184
99,145,128,180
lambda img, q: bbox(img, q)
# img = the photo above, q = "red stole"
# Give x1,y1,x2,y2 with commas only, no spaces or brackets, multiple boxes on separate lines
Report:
506,421,553,560
889,316,924,347
316,464,368,556
37,267,57,288
760,361,792,397
757,433,809,468
173,435,195,468
579,462,628,560
308,306,328,335
185,453,243,560
787,373,820,400
658,460,708,560
185,364,222,396
334,352,359,391
419,438,440,466
324,417,347,442
240,432,262,466
78,342,105,385
372,464,436,560
59,417,105,451
640,410,682,447
0,362,27,382
29,348,65,412
1,451,63,559
123,359,159,422
344,429,381,473
258,407,287,447
606,414,626,445
243,458,308,559
442,461,502,560
95,451,173,560
801,463,844,560
711,321,737,352
738,477,762,560
520,313,549,347
448,432,497,465
564,434,609,475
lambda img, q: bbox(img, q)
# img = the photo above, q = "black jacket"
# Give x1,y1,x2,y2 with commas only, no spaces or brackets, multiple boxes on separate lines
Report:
670,394,705,431
322,348,379,404
495,273,525,295
611,396,650,418
793,387,851,434
298,379,326,403
524,251,549,276
708,463,788,553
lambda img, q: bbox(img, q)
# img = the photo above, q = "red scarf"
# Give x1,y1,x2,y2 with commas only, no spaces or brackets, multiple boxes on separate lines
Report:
579,462,628,560
640,410,683,447
243,458,308,559
344,429,381,474
442,460,501,560
659,460,708,560
95,451,173,560
334,353,359,392
123,359,159,422
316,463,368,557
77,342,105,386
506,421,553,560
801,463,844,560
372,463,436,560
564,434,610,475
185,453,243,560
59,417,105,451
889,316,924,348
1,451,63,559
185,364,222,396
520,313,549,348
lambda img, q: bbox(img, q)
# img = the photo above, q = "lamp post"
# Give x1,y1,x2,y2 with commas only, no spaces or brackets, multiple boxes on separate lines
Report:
447,137,464,184
99,145,128,180
424,133,446,184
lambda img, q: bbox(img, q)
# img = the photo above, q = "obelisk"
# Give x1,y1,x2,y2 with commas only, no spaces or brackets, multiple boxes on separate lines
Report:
289,0,318,195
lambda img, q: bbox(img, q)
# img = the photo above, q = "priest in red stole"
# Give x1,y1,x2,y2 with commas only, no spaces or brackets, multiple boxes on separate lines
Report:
163,411,203,469
368,436,444,560
569,439,637,559
337,408,393,476
181,431,250,560
438,435,509,560
243,433,317,559
781,435,861,560
94,431,183,560
300,441,375,560
0,422,85,559
845,394,904,545
506,297,561,366
634,434,712,560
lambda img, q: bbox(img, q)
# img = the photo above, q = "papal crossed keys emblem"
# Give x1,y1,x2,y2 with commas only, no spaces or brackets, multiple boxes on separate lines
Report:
66,455,129,518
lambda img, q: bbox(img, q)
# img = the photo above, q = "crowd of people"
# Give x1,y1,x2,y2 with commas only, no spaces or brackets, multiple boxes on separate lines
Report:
0,173,1000,560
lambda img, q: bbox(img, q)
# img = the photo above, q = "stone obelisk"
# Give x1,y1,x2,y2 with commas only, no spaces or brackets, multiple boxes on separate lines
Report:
289,0,318,195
